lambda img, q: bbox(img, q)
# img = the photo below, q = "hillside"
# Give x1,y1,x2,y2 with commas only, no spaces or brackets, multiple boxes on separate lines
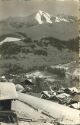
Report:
0,34,78,76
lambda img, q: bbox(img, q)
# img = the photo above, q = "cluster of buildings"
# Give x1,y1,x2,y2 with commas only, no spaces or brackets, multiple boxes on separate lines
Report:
41,87,80,110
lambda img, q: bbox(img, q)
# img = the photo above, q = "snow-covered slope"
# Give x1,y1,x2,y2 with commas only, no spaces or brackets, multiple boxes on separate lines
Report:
35,10,71,24
55,16,69,22
18,93,80,125
0,37,21,46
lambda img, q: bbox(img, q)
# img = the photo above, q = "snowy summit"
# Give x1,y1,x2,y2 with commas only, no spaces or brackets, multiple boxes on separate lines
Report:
35,10,52,24
35,10,70,24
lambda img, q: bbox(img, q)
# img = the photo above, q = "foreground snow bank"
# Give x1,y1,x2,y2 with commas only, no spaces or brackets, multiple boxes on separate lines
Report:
18,93,80,125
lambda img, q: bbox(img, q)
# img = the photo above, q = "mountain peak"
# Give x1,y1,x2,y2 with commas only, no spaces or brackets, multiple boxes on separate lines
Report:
35,10,52,24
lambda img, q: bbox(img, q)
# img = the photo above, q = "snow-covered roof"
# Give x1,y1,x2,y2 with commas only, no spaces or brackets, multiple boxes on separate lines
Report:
41,91,51,97
69,87,80,93
0,82,17,100
71,102,80,109
16,84,24,92
57,93,70,99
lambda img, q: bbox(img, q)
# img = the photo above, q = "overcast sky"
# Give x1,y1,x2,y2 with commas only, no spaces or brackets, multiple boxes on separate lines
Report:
0,0,79,20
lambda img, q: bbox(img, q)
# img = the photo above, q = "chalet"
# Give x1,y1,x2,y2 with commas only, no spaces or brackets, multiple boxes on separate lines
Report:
21,79,34,86
41,91,56,100
20,79,34,93
0,82,18,123
72,94,80,102
56,93,71,105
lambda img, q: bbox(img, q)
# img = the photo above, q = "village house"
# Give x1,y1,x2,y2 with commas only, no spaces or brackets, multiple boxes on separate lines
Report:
0,82,18,123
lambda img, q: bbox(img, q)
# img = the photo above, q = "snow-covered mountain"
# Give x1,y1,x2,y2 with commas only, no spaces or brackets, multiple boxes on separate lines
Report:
0,10,78,41
35,10,71,24
35,10,52,24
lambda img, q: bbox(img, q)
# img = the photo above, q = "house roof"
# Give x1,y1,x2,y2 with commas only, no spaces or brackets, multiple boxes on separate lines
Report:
70,102,80,109
57,93,70,99
73,94,80,102
0,82,17,100
68,87,80,94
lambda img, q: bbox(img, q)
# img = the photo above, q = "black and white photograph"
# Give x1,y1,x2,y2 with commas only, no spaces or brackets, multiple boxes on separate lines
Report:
0,0,80,124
